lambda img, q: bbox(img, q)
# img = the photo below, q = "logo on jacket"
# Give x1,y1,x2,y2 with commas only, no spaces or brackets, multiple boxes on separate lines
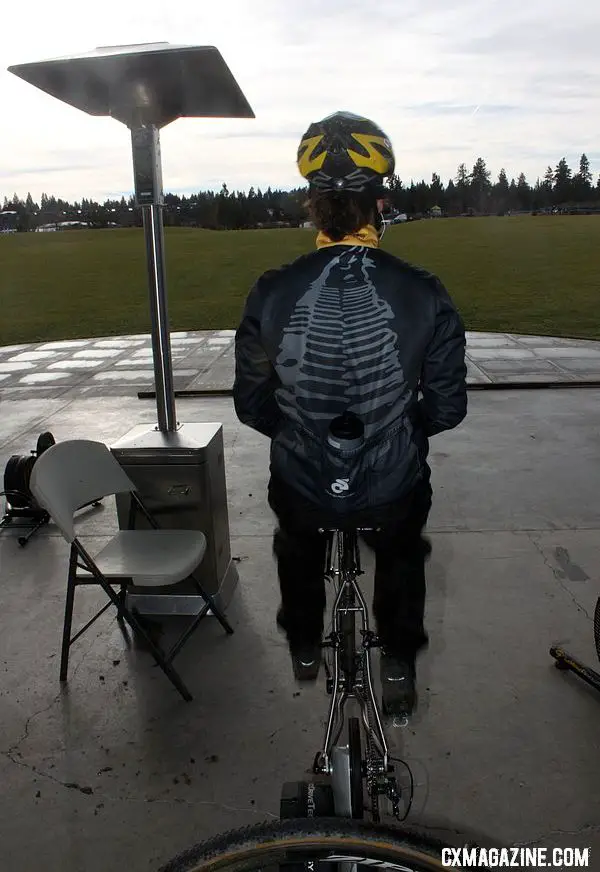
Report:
330,478,350,496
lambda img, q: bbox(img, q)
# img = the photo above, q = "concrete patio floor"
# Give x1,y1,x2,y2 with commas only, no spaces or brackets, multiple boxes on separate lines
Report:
2,329,600,398
1,334,600,871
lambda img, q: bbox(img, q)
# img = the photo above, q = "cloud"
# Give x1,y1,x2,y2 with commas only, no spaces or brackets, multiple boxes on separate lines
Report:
403,103,525,117
0,0,599,202
456,20,599,60
0,165,99,178
209,126,301,141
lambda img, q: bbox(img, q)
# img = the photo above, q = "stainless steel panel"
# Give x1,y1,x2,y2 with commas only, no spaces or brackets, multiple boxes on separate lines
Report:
111,422,237,614
8,43,254,127
112,422,222,462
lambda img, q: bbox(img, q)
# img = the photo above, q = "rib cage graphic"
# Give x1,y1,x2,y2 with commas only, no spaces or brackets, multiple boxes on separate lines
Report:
275,247,410,439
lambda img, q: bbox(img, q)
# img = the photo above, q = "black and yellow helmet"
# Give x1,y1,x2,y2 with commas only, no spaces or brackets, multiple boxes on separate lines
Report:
297,110,395,193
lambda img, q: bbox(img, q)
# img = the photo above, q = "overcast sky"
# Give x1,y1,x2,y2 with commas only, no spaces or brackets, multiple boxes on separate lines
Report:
1,0,599,203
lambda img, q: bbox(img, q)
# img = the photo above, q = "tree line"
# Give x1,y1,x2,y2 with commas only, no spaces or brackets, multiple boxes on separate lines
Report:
2,154,599,232
387,154,599,217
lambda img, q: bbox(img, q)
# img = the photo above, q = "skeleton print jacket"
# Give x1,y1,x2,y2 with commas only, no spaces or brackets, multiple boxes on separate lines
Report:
233,240,468,515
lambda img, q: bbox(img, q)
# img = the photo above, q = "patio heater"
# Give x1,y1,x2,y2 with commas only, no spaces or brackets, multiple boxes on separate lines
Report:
8,43,254,615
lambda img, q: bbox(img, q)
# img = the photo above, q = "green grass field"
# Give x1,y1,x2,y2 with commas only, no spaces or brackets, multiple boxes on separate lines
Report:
1,216,599,346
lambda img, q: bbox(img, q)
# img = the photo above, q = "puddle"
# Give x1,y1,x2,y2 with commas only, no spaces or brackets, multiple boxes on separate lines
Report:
48,360,103,370
0,362,35,372
38,340,88,350
9,350,57,361
93,371,154,381
73,349,122,359
0,344,31,354
131,349,188,359
93,340,146,349
20,372,67,384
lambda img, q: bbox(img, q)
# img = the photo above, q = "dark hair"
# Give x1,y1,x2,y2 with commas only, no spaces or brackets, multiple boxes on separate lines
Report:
307,188,379,241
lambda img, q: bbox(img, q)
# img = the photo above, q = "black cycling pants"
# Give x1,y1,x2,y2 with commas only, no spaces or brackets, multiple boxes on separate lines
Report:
267,475,433,663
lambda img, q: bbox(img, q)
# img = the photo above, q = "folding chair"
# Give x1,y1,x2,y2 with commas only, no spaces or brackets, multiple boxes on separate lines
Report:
29,439,234,702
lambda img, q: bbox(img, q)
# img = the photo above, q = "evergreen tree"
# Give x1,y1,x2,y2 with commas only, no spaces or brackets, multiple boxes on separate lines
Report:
516,173,530,211
455,163,469,213
430,172,444,210
494,168,509,213
573,153,592,203
469,158,492,213
553,157,572,205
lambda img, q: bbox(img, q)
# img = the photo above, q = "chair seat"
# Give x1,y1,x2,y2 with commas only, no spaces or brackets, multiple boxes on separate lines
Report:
92,530,206,586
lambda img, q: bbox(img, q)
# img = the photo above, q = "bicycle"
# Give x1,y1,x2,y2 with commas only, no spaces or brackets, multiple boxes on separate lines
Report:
157,529,503,872
272,410,417,824
306,524,410,824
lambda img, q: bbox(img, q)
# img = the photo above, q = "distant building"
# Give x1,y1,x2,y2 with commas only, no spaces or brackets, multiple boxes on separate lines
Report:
430,205,442,218
36,221,90,232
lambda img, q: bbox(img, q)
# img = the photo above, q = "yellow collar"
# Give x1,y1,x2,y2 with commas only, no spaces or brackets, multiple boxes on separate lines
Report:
316,224,379,250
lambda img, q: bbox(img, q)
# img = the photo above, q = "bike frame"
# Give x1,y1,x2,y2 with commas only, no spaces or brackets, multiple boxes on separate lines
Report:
313,528,401,820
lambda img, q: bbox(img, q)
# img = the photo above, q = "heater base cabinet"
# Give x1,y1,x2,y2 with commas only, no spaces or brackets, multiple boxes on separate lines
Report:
111,422,238,615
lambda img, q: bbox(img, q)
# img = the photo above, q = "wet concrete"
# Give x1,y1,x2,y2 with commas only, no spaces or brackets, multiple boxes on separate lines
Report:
1,385,600,870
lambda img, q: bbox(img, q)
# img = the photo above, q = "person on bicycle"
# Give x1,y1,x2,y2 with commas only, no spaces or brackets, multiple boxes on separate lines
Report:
233,110,467,716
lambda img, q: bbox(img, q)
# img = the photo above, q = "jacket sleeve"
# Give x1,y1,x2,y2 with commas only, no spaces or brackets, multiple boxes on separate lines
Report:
418,279,468,437
233,277,282,438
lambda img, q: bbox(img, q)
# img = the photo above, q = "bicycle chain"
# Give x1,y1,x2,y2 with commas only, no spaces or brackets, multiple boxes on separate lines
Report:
357,652,383,822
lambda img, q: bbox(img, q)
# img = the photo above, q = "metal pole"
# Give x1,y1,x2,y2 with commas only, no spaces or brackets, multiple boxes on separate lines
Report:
142,203,177,431
131,124,177,432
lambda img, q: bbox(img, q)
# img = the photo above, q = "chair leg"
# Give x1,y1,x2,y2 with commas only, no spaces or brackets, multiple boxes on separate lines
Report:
101,583,192,701
73,542,194,701
117,585,129,641
60,548,78,682
125,606,193,702
96,581,193,702
191,575,234,635
165,602,212,664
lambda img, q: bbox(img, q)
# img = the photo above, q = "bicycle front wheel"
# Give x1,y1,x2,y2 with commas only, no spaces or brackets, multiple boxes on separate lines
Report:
158,816,498,872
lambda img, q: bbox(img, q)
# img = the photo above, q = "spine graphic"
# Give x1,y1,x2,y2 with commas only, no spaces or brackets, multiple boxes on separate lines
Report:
275,248,409,438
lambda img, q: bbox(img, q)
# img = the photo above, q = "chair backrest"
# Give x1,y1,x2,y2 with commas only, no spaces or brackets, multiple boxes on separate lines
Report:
29,439,136,543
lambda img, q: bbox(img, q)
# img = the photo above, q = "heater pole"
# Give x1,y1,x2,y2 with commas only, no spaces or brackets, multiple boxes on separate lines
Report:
142,202,177,432
132,124,177,432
